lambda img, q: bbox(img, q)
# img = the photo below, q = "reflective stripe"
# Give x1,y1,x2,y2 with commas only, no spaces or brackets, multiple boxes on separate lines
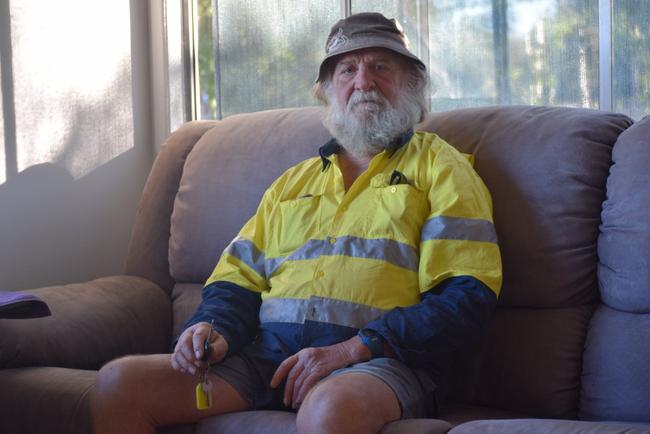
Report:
224,236,266,277
259,296,387,329
265,236,419,276
421,216,498,244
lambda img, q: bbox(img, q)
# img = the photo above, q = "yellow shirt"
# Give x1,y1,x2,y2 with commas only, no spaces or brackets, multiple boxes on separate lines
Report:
206,131,501,325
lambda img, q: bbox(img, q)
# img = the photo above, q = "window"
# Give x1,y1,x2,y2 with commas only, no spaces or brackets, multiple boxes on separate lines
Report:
190,0,338,119
613,0,650,119
189,0,650,120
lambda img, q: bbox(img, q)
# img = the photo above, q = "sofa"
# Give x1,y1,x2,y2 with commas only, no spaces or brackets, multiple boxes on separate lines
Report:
1,105,649,434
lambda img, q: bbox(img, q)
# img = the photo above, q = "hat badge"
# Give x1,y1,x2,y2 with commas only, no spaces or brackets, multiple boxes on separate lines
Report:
326,28,349,54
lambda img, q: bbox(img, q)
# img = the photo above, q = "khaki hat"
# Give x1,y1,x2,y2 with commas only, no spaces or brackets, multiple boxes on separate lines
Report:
316,12,426,82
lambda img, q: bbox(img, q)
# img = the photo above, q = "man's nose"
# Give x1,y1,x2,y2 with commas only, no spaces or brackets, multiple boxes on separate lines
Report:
354,67,375,91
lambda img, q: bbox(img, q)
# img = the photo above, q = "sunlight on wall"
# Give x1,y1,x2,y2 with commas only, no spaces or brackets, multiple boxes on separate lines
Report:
9,0,133,180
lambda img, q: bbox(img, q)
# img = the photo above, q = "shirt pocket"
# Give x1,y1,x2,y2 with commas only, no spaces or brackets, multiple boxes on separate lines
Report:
276,194,322,255
368,184,428,243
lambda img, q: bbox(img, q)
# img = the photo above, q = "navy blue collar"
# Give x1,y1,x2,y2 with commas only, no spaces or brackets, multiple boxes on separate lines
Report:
318,129,414,171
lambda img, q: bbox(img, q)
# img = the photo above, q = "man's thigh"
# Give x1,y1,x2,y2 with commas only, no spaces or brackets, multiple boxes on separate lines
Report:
93,353,251,426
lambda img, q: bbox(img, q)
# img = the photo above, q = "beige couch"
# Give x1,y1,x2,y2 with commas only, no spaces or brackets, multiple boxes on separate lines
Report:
2,105,650,434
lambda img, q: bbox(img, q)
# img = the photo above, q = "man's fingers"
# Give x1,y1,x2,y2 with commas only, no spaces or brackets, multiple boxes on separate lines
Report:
192,326,209,360
172,350,197,375
270,355,298,388
284,362,305,407
180,336,198,365
291,364,311,407
295,375,319,407
171,322,214,375
208,334,228,364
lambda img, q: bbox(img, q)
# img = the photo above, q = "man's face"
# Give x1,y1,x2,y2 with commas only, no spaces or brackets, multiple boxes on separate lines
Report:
331,48,407,116
321,47,423,158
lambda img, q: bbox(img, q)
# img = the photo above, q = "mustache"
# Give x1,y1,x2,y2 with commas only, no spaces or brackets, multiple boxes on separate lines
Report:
346,91,390,111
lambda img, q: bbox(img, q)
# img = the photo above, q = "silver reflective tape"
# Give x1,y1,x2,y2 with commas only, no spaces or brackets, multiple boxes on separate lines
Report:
265,236,419,275
259,296,387,329
421,215,498,244
224,236,266,277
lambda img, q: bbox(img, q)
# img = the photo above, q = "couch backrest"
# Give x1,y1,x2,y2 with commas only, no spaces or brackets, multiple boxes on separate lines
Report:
168,107,331,283
135,105,640,420
418,106,632,418
581,115,650,422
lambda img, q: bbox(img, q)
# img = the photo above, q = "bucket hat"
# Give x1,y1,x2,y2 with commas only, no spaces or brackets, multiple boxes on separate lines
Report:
316,12,426,82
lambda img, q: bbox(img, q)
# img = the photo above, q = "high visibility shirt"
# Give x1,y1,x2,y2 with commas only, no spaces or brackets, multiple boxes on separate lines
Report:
184,131,502,379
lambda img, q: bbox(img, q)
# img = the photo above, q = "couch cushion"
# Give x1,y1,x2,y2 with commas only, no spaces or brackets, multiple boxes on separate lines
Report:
0,276,170,369
580,305,650,422
440,403,525,425
444,305,593,419
169,107,331,283
171,283,203,339
598,115,650,312
0,367,94,434
448,418,650,433
195,410,452,434
419,106,633,308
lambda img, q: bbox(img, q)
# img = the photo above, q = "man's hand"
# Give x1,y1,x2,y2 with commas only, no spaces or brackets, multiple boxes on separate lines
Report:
171,321,228,375
270,336,370,409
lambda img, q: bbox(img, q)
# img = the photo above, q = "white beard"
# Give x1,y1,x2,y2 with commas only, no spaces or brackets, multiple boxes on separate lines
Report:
322,86,422,158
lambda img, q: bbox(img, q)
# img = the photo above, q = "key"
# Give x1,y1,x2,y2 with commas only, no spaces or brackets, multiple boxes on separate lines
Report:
195,320,214,410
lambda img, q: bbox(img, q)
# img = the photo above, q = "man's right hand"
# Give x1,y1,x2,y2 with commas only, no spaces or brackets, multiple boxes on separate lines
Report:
171,322,228,376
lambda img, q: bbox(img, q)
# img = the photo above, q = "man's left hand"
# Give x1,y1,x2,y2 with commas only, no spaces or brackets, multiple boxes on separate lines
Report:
270,336,370,408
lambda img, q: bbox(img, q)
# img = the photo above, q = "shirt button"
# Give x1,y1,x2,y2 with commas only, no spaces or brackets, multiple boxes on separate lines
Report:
329,237,336,244
315,270,325,278
390,186,397,193
291,201,297,207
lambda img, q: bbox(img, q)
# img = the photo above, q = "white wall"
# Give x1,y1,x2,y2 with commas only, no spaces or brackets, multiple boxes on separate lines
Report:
0,0,154,290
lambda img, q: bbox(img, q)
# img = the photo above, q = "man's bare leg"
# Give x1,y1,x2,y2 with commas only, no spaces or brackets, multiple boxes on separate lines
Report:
295,372,401,434
91,354,251,434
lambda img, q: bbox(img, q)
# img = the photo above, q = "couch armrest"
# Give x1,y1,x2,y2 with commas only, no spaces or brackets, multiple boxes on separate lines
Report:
125,121,218,293
0,275,171,370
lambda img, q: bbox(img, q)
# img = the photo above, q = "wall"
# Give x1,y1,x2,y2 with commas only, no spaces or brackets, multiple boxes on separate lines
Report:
0,0,153,290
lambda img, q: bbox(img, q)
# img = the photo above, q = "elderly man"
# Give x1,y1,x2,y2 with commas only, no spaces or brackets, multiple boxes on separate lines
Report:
91,12,501,434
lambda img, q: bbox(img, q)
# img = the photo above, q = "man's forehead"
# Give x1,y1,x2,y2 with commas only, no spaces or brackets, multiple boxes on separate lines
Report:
335,48,403,65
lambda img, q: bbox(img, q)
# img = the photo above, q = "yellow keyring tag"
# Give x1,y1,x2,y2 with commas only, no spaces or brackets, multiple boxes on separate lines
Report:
196,379,212,410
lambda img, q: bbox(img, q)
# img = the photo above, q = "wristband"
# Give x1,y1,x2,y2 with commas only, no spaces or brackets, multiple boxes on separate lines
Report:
357,328,384,359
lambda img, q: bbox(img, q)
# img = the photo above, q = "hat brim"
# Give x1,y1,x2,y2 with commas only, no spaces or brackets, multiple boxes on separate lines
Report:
315,38,426,82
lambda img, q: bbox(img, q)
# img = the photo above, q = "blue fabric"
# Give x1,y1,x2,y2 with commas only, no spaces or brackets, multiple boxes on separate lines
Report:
179,275,496,385
598,115,650,312
581,305,650,422
180,281,262,356
366,276,497,379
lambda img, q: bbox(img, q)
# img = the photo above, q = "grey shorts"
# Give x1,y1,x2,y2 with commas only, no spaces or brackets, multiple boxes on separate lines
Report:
211,345,437,419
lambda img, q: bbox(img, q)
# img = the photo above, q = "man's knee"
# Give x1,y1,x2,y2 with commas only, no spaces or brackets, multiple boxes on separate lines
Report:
296,373,400,434
92,356,148,408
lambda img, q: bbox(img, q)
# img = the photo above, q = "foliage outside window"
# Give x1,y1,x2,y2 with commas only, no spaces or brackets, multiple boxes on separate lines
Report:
190,0,650,121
